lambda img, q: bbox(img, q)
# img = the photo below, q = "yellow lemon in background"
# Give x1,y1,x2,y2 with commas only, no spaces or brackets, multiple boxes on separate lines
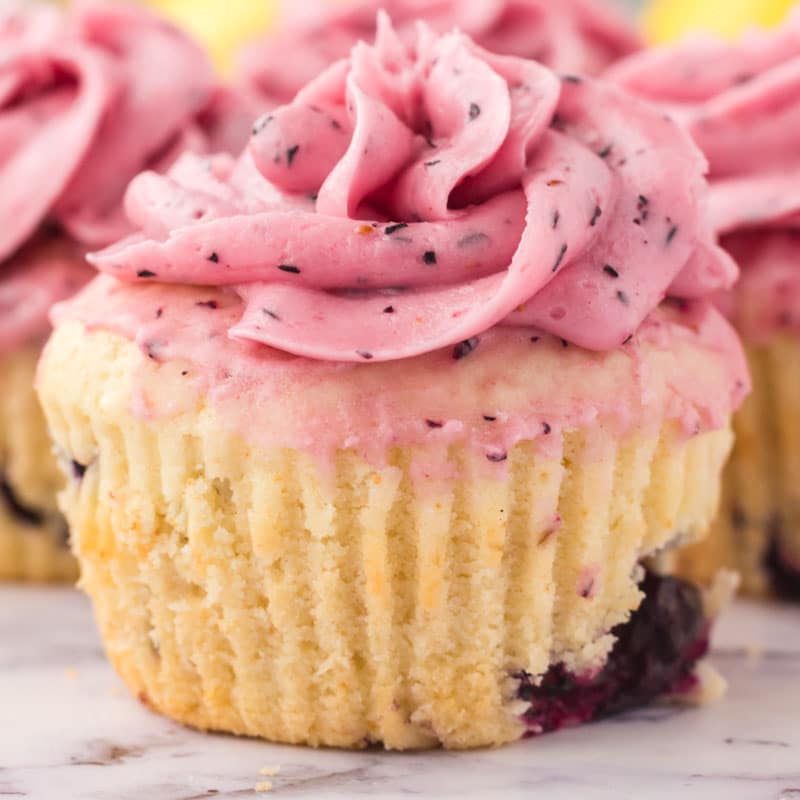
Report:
144,0,278,72
643,0,797,43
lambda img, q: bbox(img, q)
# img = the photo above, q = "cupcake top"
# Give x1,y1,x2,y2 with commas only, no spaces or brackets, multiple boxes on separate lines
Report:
0,0,251,353
91,17,736,363
239,0,640,109
610,15,800,340
0,0,245,261
609,14,800,235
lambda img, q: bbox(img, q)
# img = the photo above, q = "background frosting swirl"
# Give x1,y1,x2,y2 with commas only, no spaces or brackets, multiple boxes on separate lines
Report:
239,0,640,110
92,17,735,363
610,13,800,236
0,0,250,264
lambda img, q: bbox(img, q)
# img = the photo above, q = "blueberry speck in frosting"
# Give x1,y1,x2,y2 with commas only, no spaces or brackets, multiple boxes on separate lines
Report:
542,422,552,435
552,244,568,272
666,224,679,245
597,144,613,159
469,102,481,120
155,307,163,319
383,305,395,314
137,270,156,278
207,252,219,263
71,460,88,480
286,145,300,166
385,223,408,235
426,419,444,429
251,114,273,136
617,290,629,305
425,159,441,167
530,336,540,343
453,337,480,360
562,75,582,84
552,210,560,229
483,415,497,422
590,206,602,227
423,250,437,265
603,264,619,278
623,334,634,345
637,195,650,219
458,232,490,248
278,264,301,274
561,339,568,348
356,350,374,360
261,308,281,320
486,450,508,463
196,300,218,309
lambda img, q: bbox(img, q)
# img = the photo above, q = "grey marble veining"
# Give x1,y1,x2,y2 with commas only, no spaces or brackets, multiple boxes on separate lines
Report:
0,586,798,800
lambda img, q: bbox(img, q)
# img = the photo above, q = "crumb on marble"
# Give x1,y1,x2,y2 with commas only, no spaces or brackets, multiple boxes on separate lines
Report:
255,780,273,792
259,766,280,777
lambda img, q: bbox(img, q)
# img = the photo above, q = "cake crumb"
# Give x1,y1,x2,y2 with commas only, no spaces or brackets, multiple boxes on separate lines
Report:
255,781,273,793
702,569,739,618
259,766,280,777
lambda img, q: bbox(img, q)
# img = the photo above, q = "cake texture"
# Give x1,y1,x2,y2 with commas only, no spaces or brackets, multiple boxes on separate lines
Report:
612,16,800,597
0,0,248,581
40,19,747,747
239,0,640,109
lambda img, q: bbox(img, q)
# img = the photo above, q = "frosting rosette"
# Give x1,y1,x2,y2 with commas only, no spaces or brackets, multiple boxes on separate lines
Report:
239,0,640,109
610,14,800,237
91,17,735,363
0,0,248,263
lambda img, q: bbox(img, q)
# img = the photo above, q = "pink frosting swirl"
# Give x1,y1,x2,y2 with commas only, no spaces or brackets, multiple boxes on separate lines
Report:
0,0,250,264
239,0,640,109
91,17,735,363
610,14,800,236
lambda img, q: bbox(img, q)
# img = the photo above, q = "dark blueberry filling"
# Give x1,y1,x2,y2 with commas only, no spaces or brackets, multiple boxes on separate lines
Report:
764,518,800,600
0,476,45,527
516,571,707,735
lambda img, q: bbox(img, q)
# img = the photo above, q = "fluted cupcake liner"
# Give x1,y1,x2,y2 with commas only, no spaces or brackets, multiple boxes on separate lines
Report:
39,324,733,749
676,335,800,598
0,345,76,582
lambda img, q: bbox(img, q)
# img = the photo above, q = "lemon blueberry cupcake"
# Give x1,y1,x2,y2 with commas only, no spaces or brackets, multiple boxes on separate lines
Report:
0,0,246,581
612,16,800,598
239,0,640,109
39,18,747,748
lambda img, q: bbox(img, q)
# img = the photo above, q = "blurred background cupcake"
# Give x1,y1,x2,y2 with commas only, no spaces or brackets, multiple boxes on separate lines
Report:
0,0,249,581
611,13,800,598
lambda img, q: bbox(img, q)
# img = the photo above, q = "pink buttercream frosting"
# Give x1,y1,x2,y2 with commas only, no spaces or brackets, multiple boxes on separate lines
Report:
610,16,800,342
0,0,250,353
239,0,640,110
90,18,736,363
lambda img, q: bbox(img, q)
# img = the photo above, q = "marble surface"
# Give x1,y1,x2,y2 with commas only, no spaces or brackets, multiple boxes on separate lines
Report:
0,587,798,800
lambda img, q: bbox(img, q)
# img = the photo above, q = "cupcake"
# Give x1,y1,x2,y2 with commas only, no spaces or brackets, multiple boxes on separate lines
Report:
39,18,747,749
611,17,800,598
239,0,640,109
0,0,248,581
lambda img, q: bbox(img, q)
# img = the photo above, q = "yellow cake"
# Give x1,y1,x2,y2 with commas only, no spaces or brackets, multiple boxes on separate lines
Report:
0,345,76,582
38,282,742,749
676,302,800,598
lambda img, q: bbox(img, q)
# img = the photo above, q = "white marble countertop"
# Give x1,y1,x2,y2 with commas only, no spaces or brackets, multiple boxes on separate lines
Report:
1,586,798,800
